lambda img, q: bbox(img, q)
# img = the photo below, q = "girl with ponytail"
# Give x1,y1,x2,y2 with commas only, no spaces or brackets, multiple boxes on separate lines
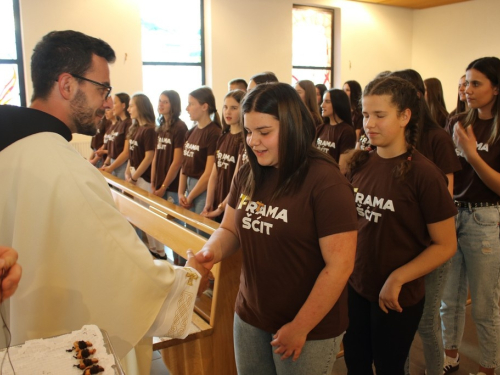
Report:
344,76,457,374
178,87,222,235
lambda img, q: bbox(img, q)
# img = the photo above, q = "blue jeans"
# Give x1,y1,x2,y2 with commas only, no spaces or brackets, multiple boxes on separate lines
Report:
233,314,343,375
185,176,209,238
440,205,500,369
110,158,127,180
405,261,451,375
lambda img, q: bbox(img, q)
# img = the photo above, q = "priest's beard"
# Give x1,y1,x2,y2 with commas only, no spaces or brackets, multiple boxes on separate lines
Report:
70,89,104,136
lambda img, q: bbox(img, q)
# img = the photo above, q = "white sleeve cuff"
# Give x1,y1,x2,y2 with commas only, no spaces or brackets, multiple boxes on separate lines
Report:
145,265,201,338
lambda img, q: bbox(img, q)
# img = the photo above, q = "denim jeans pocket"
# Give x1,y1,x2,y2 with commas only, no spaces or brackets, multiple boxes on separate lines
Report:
472,207,500,226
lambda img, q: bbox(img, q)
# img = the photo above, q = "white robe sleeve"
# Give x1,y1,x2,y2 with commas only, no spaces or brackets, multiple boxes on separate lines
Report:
145,263,201,338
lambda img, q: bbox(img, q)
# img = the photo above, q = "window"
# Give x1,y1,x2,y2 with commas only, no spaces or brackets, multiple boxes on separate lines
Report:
292,5,334,89
0,0,26,106
141,0,204,123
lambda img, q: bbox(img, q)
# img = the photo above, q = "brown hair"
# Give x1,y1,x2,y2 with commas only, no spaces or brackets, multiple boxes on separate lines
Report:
462,57,500,144
348,76,420,182
424,78,448,127
189,86,222,128
127,93,156,139
158,90,181,133
221,89,246,134
241,83,336,200
296,80,323,126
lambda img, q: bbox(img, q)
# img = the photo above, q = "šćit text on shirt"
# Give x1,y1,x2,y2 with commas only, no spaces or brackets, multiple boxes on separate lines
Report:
183,142,199,158
317,138,335,154
354,190,395,223
216,150,236,169
237,194,288,235
129,139,138,151
157,137,172,150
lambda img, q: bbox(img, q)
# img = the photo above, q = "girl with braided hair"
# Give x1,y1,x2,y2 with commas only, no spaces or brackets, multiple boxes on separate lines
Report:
344,76,457,374
390,69,461,375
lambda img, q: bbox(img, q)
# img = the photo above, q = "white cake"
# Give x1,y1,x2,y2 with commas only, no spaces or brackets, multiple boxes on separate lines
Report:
0,325,118,374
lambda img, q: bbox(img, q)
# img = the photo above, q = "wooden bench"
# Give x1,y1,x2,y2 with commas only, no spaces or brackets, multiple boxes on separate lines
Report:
102,172,241,375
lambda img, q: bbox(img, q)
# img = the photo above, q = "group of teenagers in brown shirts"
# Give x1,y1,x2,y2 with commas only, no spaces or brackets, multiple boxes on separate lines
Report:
89,58,500,375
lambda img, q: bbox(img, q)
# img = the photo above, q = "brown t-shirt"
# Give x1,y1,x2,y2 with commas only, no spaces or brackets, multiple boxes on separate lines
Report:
90,118,111,150
316,122,356,163
352,111,363,131
349,150,457,307
214,132,244,208
182,122,221,178
129,125,156,183
228,158,358,339
418,126,461,175
106,118,132,159
448,117,500,203
153,119,188,191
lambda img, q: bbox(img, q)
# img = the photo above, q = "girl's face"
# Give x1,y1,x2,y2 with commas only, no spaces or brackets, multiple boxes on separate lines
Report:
316,87,322,105
186,95,207,121
321,92,333,118
112,96,125,117
294,83,306,102
343,83,351,98
362,94,409,150
158,94,171,116
458,76,467,102
465,68,499,111
244,111,280,168
104,108,114,120
128,98,138,120
223,96,240,126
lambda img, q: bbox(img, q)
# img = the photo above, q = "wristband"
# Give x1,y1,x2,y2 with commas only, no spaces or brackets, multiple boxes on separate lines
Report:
131,177,138,183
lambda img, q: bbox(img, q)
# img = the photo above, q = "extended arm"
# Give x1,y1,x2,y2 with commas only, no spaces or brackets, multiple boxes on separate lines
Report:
194,206,241,270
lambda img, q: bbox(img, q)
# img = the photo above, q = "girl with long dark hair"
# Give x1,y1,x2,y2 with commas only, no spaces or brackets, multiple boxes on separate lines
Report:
344,76,457,374
194,83,357,375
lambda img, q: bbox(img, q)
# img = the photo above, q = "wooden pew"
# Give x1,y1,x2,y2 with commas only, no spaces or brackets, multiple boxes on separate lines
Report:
102,172,241,375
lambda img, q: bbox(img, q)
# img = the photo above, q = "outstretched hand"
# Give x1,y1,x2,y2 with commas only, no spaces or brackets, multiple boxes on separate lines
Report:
186,250,211,296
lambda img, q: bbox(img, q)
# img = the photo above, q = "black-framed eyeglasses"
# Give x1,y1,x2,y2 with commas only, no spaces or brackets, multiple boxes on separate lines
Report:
70,73,112,100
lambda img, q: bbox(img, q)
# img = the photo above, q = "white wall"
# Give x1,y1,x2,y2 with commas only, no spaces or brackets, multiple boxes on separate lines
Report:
19,0,496,117
412,0,500,111
207,0,414,105
19,0,143,102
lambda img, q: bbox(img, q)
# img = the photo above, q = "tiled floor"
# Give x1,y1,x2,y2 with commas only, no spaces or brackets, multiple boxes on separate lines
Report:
150,304,495,374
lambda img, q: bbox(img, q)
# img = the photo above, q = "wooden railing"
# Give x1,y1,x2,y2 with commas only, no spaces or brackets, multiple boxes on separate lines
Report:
101,172,241,375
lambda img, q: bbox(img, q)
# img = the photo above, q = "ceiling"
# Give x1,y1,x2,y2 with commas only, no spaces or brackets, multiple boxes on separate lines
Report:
351,0,471,9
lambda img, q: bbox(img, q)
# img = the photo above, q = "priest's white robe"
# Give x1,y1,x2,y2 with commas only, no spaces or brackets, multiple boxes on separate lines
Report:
0,128,194,373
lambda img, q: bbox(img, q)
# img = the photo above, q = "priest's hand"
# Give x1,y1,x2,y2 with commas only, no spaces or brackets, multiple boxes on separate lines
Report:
0,246,22,301
186,250,211,296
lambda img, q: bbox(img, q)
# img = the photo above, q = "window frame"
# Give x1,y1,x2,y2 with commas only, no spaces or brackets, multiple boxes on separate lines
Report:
0,0,26,106
141,0,206,85
292,4,334,87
